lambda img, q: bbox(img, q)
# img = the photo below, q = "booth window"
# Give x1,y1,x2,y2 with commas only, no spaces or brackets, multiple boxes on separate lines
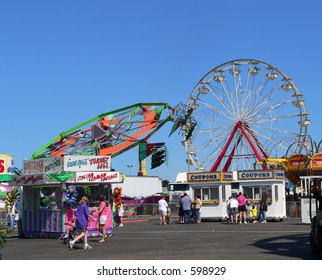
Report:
274,185,278,201
192,186,219,204
242,185,272,201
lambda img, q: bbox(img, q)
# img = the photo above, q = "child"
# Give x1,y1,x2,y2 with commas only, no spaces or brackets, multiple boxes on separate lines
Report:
165,207,172,224
14,209,19,228
116,203,124,227
251,205,258,223
63,217,76,240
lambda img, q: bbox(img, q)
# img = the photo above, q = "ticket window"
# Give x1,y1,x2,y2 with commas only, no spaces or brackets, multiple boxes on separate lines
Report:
193,186,219,204
243,186,272,204
23,187,40,210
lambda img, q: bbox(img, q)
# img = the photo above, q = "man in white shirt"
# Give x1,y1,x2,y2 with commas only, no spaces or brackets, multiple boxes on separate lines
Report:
228,196,238,224
157,195,168,225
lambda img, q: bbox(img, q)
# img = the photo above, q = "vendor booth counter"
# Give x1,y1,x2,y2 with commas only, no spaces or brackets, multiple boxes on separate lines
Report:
12,155,123,239
22,207,113,239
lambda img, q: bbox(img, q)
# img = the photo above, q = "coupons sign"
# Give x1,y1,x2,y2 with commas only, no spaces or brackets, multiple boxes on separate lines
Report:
187,172,221,182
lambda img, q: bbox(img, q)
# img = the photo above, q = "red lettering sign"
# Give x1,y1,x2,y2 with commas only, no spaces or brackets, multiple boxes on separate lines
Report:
0,159,5,173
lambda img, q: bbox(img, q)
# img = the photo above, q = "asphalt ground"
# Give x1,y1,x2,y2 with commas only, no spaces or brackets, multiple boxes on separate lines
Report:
0,216,320,260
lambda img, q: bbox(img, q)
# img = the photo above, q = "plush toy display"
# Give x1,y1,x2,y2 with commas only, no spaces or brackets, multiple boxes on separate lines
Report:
113,187,122,211
64,185,78,208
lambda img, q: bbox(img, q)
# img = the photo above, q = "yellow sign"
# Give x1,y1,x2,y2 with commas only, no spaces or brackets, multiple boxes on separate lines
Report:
311,153,322,170
287,154,308,170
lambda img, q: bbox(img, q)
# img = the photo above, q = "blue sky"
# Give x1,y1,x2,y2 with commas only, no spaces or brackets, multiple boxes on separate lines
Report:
1,0,322,182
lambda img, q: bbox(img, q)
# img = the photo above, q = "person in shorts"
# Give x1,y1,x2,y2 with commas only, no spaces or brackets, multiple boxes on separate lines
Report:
157,195,168,225
237,192,247,224
228,196,238,224
69,196,95,250
93,194,109,243
116,203,124,227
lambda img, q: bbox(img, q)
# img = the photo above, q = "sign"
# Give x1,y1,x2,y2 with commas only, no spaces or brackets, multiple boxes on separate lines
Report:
311,153,322,170
238,170,274,180
75,171,123,183
287,154,308,170
274,170,285,179
0,154,14,181
187,172,220,182
64,155,111,172
13,174,45,186
23,157,63,174
221,172,234,181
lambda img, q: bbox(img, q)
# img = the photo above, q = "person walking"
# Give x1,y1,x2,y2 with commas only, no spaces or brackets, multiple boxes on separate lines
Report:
116,203,124,227
157,195,168,225
181,193,192,224
69,196,95,250
93,194,109,243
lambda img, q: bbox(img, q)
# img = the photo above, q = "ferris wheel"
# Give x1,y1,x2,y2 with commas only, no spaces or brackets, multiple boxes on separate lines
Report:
183,59,311,172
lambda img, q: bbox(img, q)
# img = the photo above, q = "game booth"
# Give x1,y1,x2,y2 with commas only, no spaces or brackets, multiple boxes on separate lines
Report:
10,155,124,239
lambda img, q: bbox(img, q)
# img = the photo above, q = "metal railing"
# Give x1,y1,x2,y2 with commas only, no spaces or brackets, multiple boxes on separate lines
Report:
122,201,302,219
0,201,302,222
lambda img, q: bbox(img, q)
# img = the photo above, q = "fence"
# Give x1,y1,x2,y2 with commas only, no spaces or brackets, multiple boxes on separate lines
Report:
122,201,302,219
0,201,303,224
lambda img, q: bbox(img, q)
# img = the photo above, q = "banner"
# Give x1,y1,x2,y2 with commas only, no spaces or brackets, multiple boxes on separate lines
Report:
23,157,63,174
75,171,123,183
64,155,111,172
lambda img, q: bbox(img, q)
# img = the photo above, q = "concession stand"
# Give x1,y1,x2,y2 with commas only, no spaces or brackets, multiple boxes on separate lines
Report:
11,155,123,239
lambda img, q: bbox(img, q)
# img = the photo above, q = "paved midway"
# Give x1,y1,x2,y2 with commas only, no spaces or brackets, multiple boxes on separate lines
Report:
0,216,320,260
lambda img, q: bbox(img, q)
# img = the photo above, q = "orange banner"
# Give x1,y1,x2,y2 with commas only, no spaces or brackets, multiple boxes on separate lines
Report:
287,154,308,170
311,153,322,170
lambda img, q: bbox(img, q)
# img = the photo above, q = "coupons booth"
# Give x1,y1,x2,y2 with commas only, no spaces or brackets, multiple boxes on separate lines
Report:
11,155,123,239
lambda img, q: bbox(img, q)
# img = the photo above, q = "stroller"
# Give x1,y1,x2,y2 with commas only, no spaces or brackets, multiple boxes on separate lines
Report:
165,207,173,224
60,218,82,245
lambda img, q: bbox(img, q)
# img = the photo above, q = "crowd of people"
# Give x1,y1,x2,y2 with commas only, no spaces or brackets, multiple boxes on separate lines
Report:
158,193,203,225
68,193,125,251
226,191,268,224
157,191,269,226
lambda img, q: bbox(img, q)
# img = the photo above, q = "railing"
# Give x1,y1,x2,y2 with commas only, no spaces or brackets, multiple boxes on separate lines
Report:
0,201,302,224
122,202,302,219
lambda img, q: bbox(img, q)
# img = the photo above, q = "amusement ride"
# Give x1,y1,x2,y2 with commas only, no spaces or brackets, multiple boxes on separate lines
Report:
25,59,322,185
2,58,322,254
177,59,322,185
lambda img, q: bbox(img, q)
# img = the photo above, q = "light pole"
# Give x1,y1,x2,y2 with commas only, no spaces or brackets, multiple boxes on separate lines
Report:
127,164,133,175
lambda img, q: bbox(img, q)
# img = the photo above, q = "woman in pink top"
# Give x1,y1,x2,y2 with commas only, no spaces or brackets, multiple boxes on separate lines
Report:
237,192,247,224
93,194,109,243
